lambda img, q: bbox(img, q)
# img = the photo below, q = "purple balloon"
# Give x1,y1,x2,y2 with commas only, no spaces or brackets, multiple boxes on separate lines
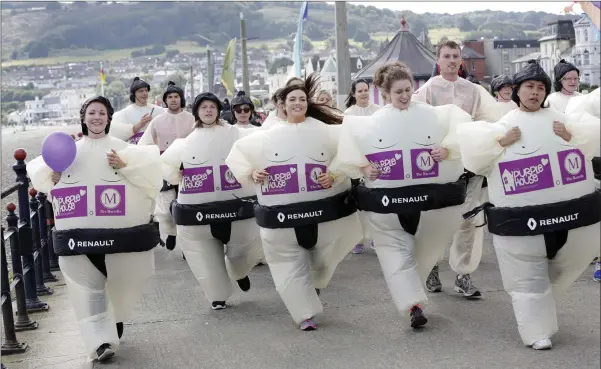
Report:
41,132,77,173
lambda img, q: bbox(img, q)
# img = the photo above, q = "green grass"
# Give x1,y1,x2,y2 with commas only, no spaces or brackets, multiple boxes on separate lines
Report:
1,27,465,68
428,28,468,43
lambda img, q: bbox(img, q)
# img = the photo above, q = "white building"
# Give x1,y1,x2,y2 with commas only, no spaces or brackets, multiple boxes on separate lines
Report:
24,96,49,124
567,15,601,86
538,20,576,81
59,89,95,118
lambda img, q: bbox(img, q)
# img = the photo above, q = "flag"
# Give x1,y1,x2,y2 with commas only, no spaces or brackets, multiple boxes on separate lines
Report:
100,64,106,84
221,38,237,97
293,1,309,78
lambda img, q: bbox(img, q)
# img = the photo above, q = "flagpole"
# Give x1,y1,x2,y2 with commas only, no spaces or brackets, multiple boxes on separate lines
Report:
100,62,105,96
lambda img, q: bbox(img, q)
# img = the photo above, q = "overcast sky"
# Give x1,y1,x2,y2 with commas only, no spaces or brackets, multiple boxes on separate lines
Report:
349,1,570,15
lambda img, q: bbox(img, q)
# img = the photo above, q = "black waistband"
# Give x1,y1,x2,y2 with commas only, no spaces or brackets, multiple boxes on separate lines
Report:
254,190,357,229
592,156,600,180
464,190,601,236
171,196,256,226
353,178,467,214
53,223,159,256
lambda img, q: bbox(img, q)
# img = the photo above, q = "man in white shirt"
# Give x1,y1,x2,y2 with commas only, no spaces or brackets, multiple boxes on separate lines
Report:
413,40,487,299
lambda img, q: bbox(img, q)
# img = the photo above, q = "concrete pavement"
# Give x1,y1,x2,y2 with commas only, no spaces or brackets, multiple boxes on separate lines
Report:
3,243,598,369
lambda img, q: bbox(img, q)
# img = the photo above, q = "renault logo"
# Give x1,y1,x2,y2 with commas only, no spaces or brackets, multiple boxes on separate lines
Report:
277,212,285,222
196,212,204,222
527,218,537,231
68,238,75,250
381,195,390,207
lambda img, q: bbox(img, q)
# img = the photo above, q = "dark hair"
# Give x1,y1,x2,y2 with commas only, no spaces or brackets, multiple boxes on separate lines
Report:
271,88,283,105
466,75,481,85
285,77,304,87
376,62,414,93
277,73,343,125
436,40,461,58
511,59,552,109
345,78,370,108
80,96,114,135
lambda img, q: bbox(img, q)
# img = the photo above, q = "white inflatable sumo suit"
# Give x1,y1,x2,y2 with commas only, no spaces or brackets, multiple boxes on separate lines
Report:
138,110,195,243
457,107,601,347
260,112,286,130
26,135,162,360
111,102,163,144
331,103,472,317
225,117,362,326
161,123,264,306
344,103,382,252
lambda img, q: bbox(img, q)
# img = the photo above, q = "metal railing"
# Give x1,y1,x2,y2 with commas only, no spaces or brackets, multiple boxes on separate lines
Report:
1,149,59,363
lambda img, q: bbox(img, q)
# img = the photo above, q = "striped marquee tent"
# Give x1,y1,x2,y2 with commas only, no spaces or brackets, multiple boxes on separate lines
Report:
353,16,436,105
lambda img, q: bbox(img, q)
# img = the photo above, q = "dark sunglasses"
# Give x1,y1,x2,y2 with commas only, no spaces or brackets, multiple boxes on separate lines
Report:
234,107,251,114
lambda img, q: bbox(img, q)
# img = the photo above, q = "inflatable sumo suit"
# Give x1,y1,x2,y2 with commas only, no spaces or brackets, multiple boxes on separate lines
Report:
138,82,195,244
547,60,581,114
111,77,163,144
331,102,472,313
26,135,162,360
457,61,601,346
160,93,264,306
225,117,362,325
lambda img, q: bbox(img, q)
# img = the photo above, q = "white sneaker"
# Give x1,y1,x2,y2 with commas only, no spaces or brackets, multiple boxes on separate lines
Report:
532,338,552,350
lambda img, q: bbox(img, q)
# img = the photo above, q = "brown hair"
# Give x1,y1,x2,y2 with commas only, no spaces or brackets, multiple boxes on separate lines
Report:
373,61,406,89
271,88,283,105
376,62,414,93
277,73,343,125
436,40,461,58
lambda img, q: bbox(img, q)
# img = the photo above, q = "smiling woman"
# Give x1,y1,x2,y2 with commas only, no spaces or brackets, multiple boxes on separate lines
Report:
225,72,362,331
25,96,163,363
331,62,474,329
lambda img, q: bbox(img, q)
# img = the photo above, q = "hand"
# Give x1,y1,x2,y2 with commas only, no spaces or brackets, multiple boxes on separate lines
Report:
251,169,269,184
499,126,521,147
430,147,449,162
317,172,334,189
361,164,380,181
107,149,126,169
553,120,571,142
51,171,61,184
134,114,152,133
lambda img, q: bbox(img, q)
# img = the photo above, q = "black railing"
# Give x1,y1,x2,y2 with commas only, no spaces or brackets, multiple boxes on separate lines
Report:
1,149,57,360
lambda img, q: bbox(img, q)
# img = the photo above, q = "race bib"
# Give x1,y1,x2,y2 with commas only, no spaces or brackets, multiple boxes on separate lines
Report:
95,185,126,216
220,165,242,191
498,154,554,195
365,150,405,180
181,166,215,194
128,131,144,145
305,164,327,192
411,148,439,179
261,164,299,195
557,149,586,185
51,186,88,219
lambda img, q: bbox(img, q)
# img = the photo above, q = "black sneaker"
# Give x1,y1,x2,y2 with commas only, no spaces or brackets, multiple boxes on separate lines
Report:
116,322,124,339
211,301,227,310
426,264,443,293
96,343,115,362
410,305,428,328
166,235,176,250
315,288,321,296
237,276,251,292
